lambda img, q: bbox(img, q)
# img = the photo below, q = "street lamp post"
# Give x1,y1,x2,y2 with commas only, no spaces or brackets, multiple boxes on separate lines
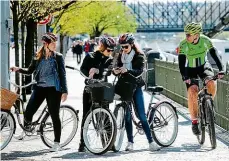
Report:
1,0,11,88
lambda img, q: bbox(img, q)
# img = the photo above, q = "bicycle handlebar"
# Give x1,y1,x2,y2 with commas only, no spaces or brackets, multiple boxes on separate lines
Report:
66,65,154,84
114,67,153,79
65,65,103,84
193,72,225,87
8,72,37,88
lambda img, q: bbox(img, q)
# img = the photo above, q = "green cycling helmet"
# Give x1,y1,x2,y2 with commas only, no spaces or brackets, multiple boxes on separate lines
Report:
184,22,202,35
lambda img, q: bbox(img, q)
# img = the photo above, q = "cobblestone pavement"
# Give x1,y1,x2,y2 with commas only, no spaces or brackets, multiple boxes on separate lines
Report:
1,51,229,161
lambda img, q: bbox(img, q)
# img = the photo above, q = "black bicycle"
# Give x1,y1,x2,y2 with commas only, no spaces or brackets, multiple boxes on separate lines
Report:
196,74,223,149
112,72,178,152
66,65,117,155
0,73,79,150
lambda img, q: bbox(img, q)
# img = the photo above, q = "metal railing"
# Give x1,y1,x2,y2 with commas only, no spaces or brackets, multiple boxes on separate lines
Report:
154,59,229,130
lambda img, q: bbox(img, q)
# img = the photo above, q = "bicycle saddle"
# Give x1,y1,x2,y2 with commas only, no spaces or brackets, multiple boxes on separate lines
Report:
147,86,163,93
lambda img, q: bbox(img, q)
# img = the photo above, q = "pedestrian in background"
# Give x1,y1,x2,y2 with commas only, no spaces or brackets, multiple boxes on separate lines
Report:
84,40,90,56
75,40,83,64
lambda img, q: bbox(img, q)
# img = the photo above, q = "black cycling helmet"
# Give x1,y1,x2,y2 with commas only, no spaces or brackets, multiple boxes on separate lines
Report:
42,33,57,44
100,36,116,49
118,33,135,44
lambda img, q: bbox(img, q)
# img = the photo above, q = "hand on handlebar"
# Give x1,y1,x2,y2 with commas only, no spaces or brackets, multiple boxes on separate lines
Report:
119,67,128,74
10,66,19,72
184,79,191,84
217,71,225,79
89,73,94,79
89,68,99,75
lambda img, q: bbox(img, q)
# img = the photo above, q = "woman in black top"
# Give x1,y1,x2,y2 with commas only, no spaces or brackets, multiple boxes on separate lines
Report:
10,33,68,152
113,33,160,151
78,36,116,152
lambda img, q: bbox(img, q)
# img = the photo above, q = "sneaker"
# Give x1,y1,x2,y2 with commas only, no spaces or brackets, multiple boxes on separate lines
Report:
125,142,133,151
49,142,62,152
192,123,201,135
14,131,25,140
78,142,86,152
149,142,160,151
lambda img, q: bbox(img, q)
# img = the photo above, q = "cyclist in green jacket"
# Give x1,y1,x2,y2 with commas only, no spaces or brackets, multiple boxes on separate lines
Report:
177,22,225,135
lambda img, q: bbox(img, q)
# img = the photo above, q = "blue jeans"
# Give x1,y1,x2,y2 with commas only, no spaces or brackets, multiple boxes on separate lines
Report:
125,87,153,143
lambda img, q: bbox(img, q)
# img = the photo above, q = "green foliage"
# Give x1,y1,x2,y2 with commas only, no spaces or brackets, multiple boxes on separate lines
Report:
56,1,137,37
12,0,75,22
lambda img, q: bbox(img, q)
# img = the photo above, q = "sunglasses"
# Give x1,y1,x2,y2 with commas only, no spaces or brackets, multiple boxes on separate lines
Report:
121,45,129,49
186,33,193,37
106,49,114,52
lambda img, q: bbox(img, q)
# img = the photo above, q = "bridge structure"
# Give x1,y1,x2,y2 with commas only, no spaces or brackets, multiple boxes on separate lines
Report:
127,0,229,33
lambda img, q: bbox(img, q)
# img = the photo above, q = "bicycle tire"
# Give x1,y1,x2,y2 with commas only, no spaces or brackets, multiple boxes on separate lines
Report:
149,102,178,147
40,105,79,148
197,105,205,145
205,99,217,149
83,107,117,155
1,110,16,150
112,104,125,152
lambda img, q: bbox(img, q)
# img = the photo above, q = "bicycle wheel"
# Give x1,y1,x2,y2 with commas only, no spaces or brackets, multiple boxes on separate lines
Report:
148,102,178,147
197,105,205,145
112,104,125,152
205,99,217,149
40,105,79,148
1,110,16,150
83,107,117,155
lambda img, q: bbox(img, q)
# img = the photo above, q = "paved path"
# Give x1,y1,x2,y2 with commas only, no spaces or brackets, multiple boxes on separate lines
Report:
2,50,229,161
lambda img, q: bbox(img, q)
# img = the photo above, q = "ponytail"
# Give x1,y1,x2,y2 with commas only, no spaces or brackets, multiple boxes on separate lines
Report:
36,46,44,60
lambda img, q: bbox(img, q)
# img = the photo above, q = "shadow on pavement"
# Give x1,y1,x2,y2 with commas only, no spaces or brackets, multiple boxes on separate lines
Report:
178,120,190,126
1,149,49,160
152,143,214,154
56,149,148,160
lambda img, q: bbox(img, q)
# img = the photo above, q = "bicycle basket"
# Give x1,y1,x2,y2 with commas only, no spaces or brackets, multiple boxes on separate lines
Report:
0,88,18,110
115,80,137,101
89,82,115,103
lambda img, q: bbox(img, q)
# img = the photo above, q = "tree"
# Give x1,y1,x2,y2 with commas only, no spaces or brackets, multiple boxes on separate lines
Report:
56,1,137,38
10,0,77,95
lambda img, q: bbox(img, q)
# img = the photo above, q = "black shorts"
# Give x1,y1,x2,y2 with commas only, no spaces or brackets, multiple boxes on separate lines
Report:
185,63,214,89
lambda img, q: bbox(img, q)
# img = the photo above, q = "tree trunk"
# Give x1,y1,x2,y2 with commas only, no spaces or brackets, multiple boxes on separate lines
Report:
25,18,36,94
12,1,20,88
35,27,38,51
60,34,64,54
92,26,103,38
21,21,26,102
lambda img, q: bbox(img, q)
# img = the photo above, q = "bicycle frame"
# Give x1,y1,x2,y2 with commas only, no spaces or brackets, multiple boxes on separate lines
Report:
198,82,215,126
12,98,49,133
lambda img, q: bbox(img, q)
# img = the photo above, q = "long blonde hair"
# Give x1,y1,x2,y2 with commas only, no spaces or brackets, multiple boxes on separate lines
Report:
35,46,44,60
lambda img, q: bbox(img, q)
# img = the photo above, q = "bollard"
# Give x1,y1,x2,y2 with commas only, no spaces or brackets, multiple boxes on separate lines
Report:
226,61,229,75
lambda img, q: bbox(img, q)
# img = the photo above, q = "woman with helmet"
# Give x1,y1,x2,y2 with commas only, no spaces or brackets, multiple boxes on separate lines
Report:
113,33,160,151
10,32,68,152
177,22,224,135
78,35,116,152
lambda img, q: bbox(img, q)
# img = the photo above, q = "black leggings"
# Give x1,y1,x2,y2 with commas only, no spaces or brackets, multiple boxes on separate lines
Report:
24,86,62,142
80,87,91,144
